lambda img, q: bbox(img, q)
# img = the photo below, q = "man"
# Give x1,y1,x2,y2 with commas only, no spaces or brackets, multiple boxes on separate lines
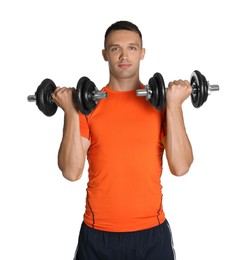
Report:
52,21,193,260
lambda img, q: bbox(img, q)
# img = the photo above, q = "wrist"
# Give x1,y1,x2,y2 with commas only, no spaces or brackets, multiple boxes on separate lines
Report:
166,102,182,111
64,108,79,118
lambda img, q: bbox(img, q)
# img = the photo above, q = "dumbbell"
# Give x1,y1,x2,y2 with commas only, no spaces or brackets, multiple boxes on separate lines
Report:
136,70,219,109
27,77,107,116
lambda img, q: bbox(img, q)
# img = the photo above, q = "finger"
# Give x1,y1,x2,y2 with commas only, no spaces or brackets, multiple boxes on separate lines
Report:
182,81,192,95
168,81,173,87
60,87,68,92
52,87,66,100
53,86,62,93
51,87,60,99
173,80,179,85
183,80,192,90
178,79,187,87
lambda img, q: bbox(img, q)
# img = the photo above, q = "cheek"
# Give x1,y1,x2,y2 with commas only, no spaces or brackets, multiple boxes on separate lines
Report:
134,54,144,64
131,51,144,61
108,59,118,72
108,54,120,63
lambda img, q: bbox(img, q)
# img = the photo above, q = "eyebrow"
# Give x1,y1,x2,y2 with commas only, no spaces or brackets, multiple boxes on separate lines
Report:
108,43,140,48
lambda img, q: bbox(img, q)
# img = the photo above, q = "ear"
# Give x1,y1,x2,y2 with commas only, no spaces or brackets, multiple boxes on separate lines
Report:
141,48,146,60
102,49,108,61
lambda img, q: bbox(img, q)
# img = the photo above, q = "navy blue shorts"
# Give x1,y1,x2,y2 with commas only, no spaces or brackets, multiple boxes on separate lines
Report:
74,220,176,260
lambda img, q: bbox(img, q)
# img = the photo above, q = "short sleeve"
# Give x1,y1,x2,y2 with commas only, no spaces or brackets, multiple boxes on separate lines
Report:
79,112,90,140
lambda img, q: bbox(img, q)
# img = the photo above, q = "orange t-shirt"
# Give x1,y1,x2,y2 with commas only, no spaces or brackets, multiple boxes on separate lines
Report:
79,85,166,232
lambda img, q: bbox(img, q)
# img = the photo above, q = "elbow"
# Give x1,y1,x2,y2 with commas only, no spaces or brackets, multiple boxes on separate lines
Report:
59,165,84,182
169,159,193,177
63,172,82,182
170,165,190,176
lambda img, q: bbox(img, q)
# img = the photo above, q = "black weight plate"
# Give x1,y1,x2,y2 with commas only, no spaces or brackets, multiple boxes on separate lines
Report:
201,74,209,105
36,78,57,116
153,72,166,110
197,72,208,108
190,70,203,108
148,76,159,109
197,72,205,108
76,77,97,115
190,71,199,107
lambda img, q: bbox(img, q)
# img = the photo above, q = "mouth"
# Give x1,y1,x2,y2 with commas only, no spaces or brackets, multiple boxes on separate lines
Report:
118,63,131,69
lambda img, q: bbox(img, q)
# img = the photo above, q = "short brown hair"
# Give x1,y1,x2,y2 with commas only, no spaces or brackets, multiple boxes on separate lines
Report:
104,21,143,48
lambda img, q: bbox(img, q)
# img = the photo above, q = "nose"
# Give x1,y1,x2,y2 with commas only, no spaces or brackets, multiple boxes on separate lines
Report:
120,57,127,62
120,49,128,62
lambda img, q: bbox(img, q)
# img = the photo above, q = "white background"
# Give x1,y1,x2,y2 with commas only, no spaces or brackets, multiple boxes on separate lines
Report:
0,0,249,259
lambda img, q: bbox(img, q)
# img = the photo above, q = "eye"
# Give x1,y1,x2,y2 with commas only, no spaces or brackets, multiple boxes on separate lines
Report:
111,47,120,52
129,46,137,50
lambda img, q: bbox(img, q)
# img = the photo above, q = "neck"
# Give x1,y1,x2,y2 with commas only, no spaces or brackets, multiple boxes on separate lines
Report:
107,75,141,92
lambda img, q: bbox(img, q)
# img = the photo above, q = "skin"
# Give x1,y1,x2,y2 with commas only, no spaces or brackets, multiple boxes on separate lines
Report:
102,30,145,91
52,87,90,181
53,29,193,181
165,80,194,176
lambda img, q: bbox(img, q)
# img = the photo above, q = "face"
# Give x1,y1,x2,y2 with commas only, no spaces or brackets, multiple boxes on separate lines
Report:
102,30,145,80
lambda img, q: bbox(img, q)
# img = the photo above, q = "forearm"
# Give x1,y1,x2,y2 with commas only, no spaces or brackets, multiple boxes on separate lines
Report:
58,111,86,181
165,104,193,176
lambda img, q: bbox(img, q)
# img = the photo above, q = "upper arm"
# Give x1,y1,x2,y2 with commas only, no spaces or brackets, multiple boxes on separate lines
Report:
82,136,91,154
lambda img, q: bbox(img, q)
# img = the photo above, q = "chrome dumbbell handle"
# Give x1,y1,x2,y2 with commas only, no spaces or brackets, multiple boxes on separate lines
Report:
136,85,152,100
27,95,36,102
207,82,220,94
92,91,108,102
27,93,54,103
